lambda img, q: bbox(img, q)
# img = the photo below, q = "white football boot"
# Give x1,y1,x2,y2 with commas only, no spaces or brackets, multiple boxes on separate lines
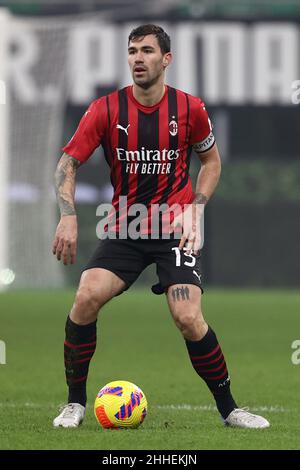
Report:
224,408,270,429
53,403,85,428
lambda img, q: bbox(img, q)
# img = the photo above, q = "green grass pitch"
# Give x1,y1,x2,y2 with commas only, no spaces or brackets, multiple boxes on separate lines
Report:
0,289,299,450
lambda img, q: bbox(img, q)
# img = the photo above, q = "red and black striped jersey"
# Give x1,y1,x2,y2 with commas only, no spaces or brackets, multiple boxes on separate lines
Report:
63,85,215,231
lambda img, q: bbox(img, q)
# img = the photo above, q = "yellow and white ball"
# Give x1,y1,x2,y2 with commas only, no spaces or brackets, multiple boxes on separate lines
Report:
94,380,147,429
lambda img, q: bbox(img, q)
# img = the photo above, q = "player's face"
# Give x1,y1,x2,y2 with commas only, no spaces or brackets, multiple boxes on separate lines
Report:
128,35,171,89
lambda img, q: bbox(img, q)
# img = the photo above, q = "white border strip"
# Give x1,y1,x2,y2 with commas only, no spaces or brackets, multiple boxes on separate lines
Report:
0,8,10,289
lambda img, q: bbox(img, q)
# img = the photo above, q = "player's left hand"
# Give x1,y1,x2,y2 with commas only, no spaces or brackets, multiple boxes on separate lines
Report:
171,203,203,255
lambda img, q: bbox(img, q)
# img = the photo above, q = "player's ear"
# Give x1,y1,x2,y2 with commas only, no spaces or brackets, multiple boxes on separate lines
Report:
163,52,172,68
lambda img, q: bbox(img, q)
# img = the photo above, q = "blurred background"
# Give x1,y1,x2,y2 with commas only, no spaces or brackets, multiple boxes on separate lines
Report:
1,3,300,451
0,0,300,289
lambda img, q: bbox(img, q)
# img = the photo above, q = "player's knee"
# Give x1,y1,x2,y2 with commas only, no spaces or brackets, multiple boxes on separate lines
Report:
174,307,199,329
173,307,205,334
72,287,103,321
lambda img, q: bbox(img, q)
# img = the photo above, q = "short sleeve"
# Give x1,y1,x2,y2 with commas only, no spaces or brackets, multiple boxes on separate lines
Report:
62,97,106,163
190,99,215,153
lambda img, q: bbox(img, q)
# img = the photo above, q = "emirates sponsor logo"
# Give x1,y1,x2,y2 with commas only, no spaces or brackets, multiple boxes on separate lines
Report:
116,147,180,162
125,162,172,175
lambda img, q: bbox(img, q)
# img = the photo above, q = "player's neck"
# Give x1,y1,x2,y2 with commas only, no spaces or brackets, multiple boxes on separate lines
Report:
132,83,166,107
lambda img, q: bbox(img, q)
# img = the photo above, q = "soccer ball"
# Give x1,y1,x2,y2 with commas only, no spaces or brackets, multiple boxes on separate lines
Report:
94,380,147,429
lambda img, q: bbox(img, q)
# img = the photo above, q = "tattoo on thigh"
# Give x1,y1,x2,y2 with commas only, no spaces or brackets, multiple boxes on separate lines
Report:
172,286,190,301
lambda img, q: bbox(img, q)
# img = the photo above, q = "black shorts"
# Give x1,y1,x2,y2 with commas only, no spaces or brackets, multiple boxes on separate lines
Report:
83,237,203,295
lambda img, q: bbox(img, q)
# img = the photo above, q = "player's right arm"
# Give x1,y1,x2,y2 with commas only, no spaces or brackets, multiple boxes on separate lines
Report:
52,97,107,265
52,153,81,265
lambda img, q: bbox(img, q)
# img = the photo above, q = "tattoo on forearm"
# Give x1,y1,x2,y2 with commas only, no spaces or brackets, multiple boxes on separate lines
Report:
55,154,81,216
193,193,208,205
172,286,190,302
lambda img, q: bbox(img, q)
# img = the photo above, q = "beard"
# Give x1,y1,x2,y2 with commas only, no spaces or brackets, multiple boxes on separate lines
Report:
133,70,162,90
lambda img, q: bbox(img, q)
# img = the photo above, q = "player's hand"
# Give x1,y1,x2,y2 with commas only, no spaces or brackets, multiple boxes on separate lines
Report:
171,203,203,255
52,215,78,265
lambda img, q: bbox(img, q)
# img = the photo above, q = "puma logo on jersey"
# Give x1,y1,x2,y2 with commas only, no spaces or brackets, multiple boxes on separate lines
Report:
116,124,130,136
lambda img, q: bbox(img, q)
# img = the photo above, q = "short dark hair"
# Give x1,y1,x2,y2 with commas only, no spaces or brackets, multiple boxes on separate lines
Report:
128,24,171,54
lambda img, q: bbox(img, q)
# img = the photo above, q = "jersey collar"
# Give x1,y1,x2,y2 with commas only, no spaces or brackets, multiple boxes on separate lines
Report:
127,85,168,113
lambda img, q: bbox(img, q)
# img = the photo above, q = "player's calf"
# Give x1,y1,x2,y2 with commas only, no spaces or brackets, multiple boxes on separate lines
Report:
64,315,97,407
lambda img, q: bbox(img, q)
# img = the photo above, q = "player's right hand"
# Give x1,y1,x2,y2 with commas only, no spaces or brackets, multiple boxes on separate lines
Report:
52,215,78,265
170,203,203,255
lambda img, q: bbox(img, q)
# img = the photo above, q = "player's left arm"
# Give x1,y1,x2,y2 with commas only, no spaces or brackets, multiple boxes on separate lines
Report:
178,143,221,254
175,98,222,254
193,142,221,206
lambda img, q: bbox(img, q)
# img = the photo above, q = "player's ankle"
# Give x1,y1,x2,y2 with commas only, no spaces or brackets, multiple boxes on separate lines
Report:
68,387,87,407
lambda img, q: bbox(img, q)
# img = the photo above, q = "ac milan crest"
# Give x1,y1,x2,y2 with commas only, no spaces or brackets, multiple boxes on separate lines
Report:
169,119,178,136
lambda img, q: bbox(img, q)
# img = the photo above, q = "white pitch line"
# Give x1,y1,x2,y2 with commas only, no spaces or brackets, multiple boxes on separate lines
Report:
0,402,292,413
155,404,291,413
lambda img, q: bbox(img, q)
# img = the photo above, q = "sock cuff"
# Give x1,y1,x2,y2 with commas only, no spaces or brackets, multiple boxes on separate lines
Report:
185,326,217,355
65,316,97,343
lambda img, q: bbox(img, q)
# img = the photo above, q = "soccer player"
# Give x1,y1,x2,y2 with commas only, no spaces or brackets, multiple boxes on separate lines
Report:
52,24,269,429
